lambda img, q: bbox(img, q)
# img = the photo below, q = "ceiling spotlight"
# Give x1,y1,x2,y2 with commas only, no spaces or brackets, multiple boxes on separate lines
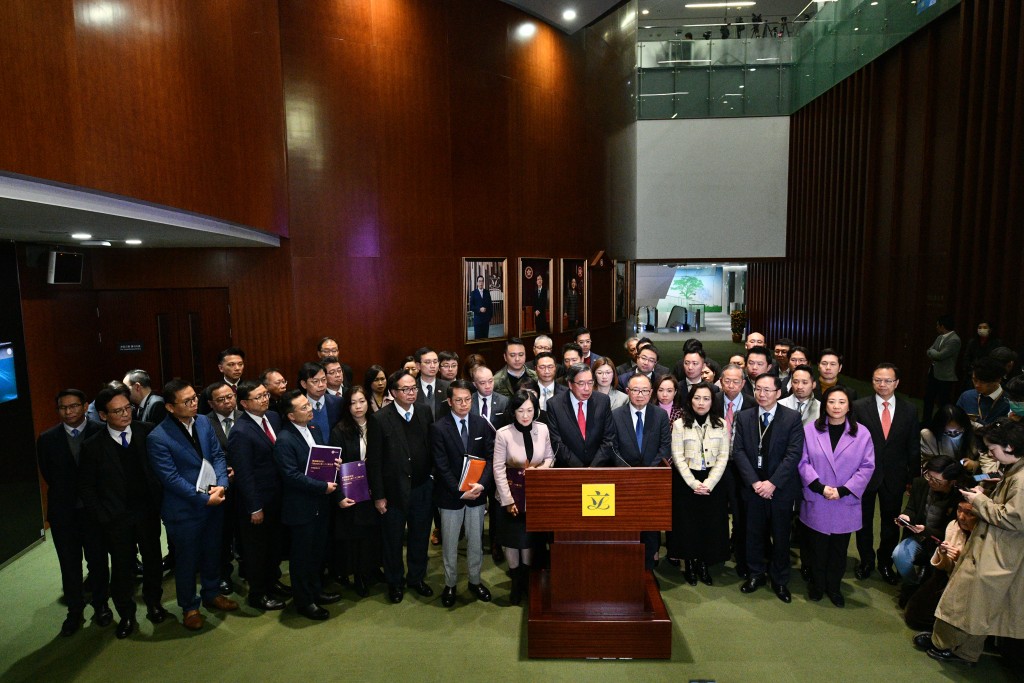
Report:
562,9,577,21
125,239,143,245
517,22,537,38
71,232,92,240
641,8,650,15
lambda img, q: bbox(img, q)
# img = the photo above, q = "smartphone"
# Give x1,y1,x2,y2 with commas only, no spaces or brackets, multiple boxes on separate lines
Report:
894,517,913,529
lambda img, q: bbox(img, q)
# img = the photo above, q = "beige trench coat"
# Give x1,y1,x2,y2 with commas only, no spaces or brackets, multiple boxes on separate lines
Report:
934,457,1024,637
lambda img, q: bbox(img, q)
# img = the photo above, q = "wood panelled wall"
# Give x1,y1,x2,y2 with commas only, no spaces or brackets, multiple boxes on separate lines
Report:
13,0,636,436
749,0,1024,397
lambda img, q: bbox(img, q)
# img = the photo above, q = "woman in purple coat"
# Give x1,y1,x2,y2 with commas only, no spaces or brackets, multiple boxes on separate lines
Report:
799,385,875,607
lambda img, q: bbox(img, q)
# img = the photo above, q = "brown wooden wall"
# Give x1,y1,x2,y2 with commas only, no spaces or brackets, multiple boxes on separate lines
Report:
13,0,637,437
749,0,1024,397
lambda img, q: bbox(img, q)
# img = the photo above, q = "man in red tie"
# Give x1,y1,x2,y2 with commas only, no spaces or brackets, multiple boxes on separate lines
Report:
546,364,616,467
852,363,921,584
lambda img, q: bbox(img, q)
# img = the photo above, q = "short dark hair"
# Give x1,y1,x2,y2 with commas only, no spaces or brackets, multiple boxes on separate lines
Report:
637,343,659,360
446,379,474,399
774,338,795,350
204,380,230,400
387,368,414,393
534,351,555,363
789,345,810,359
279,389,305,416
681,381,724,429
561,342,583,360
259,367,283,384
745,346,771,364
791,364,816,382
414,347,435,363
874,362,901,380
936,314,955,330
972,356,1006,383
977,419,1024,458
683,347,707,361
218,347,245,363
508,389,540,419
439,351,459,363
1004,375,1024,402
682,338,703,354
814,385,858,435
505,338,526,351
565,363,592,384
94,386,131,414
161,378,193,405
124,369,152,388
298,361,325,385
818,348,843,365
321,356,340,367
55,388,87,407
236,380,262,402
574,327,591,340
754,373,783,391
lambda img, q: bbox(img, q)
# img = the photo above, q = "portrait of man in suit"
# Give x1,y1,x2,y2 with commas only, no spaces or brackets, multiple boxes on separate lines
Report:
464,258,506,343
469,275,493,341
547,364,616,468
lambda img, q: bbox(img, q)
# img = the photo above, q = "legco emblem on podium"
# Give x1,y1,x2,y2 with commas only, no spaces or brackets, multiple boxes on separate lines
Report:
581,484,615,517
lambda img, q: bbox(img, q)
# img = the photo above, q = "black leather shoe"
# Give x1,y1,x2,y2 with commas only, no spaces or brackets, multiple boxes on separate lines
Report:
926,648,976,667
736,563,750,579
853,562,873,580
218,579,234,596
93,605,114,627
298,604,329,621
772,582,792,603
913,632,934,651
697,561,713,586
441,585,457,607
352,576,369,598
408,581,434,598
60,613,85,637
272,581,293,597
115,616,137,639
388,586,404,604
807,584,823,602
316,592,342,605
145,605,169,624
468,583,492,602
827,591,845,608
878,564,900,586
740,575,767,594
248,595,285,611
682,560,698,586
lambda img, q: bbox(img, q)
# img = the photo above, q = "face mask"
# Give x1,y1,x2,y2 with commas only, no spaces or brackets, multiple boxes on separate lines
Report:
978,327,990,338
945,432,964,447
1009,400,1024,417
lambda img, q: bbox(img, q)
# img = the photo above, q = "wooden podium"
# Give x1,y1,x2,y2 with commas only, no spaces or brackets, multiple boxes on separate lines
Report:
525,467,672,659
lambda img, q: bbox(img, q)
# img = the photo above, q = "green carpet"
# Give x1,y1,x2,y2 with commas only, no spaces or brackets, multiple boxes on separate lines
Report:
0,528,1014,683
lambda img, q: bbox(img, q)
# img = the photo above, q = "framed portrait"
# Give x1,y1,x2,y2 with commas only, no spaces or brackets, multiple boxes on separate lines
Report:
614,260,627,321
559,258,587,332
462,258,507,343
518,257,553,338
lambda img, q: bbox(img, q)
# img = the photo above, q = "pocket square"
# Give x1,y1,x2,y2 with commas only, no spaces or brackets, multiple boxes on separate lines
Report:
474,436,482,441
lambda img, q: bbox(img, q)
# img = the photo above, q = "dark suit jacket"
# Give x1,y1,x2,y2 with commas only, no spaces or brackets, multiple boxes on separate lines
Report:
431,413,494,509
79,421,163,525
617,365,671,391
612,404,671,467
368,402,435,511
470,288,493,325
328,417,382,528
732,404,804,502
274,421,335,525
147,415,229,523
137,393,166,425
852,396,920,491
37,420,105,524
227,411,283,516
472,391,508,430
206,409,245,451
547,390,617,467
416,377,451,419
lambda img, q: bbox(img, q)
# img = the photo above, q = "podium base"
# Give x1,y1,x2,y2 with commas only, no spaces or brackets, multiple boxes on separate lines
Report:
526,569,671,659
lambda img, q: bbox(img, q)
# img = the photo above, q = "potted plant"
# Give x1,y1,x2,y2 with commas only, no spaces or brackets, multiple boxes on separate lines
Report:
730,309,748,344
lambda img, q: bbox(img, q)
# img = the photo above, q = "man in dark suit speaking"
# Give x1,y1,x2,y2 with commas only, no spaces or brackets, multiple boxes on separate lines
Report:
547,363,617,467
732,374,805,603
469,275,493,340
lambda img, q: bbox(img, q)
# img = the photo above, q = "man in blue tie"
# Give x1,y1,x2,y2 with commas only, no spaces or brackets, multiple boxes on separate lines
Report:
298,362,340,436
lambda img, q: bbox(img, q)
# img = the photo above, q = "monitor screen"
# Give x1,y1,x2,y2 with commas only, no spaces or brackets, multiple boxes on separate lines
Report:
0,342,16,404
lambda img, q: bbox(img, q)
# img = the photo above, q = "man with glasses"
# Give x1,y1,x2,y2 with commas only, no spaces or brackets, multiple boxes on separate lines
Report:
321,356,347,398
613,374,671,568
547,364,617,468
299,361,340,437
227,380,287,611
852,362,921,583
720,363,755,577
148,379,236,631
525,335,553,371
203,381,243,596
438,351,460,382
260,368,288,412
79,385,165,638
615,335,641,377
38,389,111,636
732,374,804,603
533,351,565,412
618,343,666,390
316,337,354,390
368,369,436,604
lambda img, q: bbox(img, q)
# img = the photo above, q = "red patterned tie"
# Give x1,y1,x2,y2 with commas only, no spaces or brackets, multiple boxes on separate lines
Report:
262,417,276,444
881,401,892,439
726,401,734,440
577,401,587,439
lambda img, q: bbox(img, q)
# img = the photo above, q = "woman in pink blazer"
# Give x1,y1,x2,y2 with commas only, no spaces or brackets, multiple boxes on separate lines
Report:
799,385,875,607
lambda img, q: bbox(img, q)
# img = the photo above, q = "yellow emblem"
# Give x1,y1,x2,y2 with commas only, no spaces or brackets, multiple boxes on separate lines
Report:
581,484,615,517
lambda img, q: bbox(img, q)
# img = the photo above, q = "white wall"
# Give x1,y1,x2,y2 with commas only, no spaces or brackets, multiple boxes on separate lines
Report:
635,117,789,259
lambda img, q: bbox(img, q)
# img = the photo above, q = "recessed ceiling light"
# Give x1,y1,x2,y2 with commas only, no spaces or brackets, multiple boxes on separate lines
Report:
641,8,650,15
71,232,92,240
562,9,577,21
517,22,536,38
685,2,755,8
125,239,142,245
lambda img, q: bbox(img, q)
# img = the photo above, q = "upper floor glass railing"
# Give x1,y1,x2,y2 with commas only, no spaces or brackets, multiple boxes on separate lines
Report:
637,0,961,120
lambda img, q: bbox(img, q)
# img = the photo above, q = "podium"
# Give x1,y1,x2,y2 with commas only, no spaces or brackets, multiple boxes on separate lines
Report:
525,467,672,659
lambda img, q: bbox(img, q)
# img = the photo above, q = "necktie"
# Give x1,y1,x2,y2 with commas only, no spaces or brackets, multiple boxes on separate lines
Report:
223,417,233,436
797,401,806,416
725,401,734,438
762,412,770,428
262,417,276,444
427,385,433,401
405,411,412,423
882,401,892,439
315,401,322,413
577,401,586,438
482,397,488,417
541,388,549,409
460,418,469,451
120,432,129,448
635,411,644,450
71,428,79,438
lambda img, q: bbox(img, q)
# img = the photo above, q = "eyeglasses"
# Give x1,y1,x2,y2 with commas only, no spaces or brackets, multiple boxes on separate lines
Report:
243,392,270,402
211,396,235,405
304,376,327,386
872,378,897,385
923,472,946,484
572,380,595,388
177,395,200,406
450,397,472,405
58,403,84,412
628,388,652,395
396,386,418,394
753,387,778,394
106,405,133,416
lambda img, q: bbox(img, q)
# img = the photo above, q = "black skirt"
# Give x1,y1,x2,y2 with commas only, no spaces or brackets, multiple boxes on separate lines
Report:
669,467,731,564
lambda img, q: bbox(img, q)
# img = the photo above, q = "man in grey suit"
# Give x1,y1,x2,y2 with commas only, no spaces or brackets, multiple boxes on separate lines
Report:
612,374,671,568
923,313,961,421
547,364,617,468
124,369,165,424
470,365,508,429
778,365,820,426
